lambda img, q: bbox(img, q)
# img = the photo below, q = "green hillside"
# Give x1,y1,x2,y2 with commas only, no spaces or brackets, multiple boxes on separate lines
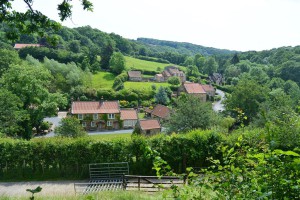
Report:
125,56,186,72
92,71,115,89
125,56,167,72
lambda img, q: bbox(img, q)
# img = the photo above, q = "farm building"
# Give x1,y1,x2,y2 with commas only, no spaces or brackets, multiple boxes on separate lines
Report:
128,71,142,81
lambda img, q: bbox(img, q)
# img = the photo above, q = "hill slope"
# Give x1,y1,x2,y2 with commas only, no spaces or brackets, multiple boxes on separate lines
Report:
137,38,238,56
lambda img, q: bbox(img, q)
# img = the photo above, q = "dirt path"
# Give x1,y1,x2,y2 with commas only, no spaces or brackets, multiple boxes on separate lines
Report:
0,181,82,197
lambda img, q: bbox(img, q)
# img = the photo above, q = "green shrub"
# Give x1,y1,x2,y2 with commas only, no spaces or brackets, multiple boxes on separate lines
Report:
0,130,223,180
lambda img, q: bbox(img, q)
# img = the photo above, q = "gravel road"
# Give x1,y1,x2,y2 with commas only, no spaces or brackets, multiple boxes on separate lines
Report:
0,181,81,197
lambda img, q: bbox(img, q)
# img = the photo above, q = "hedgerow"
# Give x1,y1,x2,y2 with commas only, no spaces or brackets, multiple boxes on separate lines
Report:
0,130,222,180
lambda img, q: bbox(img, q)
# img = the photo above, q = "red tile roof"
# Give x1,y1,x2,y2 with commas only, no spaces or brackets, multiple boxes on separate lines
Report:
184,83,206,94
120,109,138,120
139,119,161,130
14,44,41,49
128,71,142,78
71,101,120,114
201,85,215,92
151,104,170,119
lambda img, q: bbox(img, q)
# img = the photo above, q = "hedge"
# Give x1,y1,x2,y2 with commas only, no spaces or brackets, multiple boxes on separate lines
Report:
0,130,223,180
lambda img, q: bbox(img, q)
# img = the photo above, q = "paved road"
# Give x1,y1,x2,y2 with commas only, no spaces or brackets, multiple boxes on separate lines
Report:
213,89,225,112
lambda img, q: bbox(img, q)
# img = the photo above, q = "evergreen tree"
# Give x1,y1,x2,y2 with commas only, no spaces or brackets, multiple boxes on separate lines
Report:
100,43,114,70
155,86,170,105
231,53,240,65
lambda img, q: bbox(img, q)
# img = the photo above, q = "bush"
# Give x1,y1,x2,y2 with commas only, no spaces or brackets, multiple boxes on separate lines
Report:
54,117,87,138
0,130,223,180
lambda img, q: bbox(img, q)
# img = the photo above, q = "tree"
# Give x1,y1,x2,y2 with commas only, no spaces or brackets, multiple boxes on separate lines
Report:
225,78,269,123
183,56,194,67
203,57,218,75
167,76,180,85
0,88,28,137
68,40,81,53
54,117,87,138
0,48,21,77
279,61,300,85
1,0,93,41
230,53,240,65
187,65,200,79
194,54,206,72
109,52,125,74
154,86,170,105
100,43,114,70
166,95,216,133
1,64,67,139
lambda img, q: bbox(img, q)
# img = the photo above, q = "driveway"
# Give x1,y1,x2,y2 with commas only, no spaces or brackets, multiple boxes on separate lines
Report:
213,89,225,112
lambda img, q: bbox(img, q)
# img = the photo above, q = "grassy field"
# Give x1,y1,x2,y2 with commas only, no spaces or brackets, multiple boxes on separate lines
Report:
92,71,115,89
89,133,131,140
124,81,170,90
125,56,169,72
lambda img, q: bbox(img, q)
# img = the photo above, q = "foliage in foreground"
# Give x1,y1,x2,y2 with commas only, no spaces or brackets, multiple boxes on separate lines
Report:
164,136,300,200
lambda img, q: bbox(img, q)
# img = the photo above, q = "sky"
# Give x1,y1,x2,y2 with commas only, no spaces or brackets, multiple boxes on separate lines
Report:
12,0,300,51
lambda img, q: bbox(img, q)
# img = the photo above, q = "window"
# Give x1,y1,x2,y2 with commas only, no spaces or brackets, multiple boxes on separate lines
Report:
78,114,83,120
91,121,96,127
93,114,98,120
107,121,112,126
82,122,86,127
108,114,115,119
124,121,129,127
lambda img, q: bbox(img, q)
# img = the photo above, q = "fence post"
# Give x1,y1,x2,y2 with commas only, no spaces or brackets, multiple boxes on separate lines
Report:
138,176,140,191
122,173,127,190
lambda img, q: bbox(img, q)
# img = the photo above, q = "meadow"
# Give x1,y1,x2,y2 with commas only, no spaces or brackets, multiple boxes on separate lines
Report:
91,71,115,89
125,56,186,72
124,81,170,90
125,56,167,72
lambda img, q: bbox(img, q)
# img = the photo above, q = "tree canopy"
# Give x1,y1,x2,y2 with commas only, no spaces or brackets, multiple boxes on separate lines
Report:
0,0,93,41
166,95,216,133
54,117,87,138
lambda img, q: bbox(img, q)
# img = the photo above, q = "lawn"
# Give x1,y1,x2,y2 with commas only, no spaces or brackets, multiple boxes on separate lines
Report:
89,133,132,140
124,81,170,90
138,112,145,119
92,71,115,89
125,56,168,72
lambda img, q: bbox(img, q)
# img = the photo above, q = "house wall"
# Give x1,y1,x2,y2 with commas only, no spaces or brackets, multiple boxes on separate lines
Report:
206,90,215,97
76,113,121,130
129,77,142,81
192,93,207,102
123,119,137,128
141,128,161,136
155,75,164,82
